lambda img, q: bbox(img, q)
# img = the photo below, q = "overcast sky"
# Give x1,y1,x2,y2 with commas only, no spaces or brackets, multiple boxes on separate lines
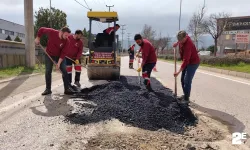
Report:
0,0,250,45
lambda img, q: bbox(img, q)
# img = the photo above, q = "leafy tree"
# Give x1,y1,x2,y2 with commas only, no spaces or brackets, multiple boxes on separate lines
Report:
14,36,22,42
207,45,216,53
34,7,67,46
5,35,12,41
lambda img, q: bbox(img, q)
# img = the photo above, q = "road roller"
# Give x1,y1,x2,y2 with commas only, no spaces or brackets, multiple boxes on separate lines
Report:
86,11,121,80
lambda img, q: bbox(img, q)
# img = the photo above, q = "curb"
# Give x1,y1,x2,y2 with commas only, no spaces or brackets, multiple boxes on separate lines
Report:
158,59,250,80
0,73,41,84
198,66,250,80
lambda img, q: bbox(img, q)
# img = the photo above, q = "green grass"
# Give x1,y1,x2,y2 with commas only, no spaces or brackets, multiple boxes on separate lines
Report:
201,62,250,74
0,64,45,79
158,58,250,74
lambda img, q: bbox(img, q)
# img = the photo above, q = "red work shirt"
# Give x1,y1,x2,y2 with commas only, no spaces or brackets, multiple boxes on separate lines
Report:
37,27,69,59
178,36,200,69
105,27,114,34
139,39,157,65
66,35,83,60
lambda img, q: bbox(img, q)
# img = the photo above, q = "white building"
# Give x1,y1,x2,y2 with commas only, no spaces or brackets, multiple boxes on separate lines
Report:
0,19,25,42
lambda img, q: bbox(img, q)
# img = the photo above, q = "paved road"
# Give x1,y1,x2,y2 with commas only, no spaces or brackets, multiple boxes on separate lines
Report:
0,56,250,149
146,57,250,146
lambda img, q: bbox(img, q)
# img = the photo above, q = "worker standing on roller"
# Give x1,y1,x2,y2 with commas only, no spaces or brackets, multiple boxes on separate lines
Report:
173,30,200,103
66,30,84,87
35,27,76,95
134,34,157,91
128,44,135,69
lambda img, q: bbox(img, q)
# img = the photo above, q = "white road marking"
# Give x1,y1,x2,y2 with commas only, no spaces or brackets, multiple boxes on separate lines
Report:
159,62,250,86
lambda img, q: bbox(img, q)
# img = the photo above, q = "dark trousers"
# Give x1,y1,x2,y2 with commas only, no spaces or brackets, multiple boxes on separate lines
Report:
66,58,81,84
129,58,134,68
181,64,199,98
45,55,69,90
142,63,156,86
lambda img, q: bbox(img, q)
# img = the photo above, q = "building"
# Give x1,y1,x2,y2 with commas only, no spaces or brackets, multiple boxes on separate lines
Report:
0,19,25,42
217,16,250,56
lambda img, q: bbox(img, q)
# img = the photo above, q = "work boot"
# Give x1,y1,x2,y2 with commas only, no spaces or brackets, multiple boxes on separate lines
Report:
74,81,81,87
177,95,190,104
146,84,153,92
41,89,52,95
64,86,77,95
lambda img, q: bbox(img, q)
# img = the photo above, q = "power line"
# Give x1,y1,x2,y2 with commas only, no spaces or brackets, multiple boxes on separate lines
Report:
73,0,90,10
127,33,131,49
83,0,90,9
121,24,126,53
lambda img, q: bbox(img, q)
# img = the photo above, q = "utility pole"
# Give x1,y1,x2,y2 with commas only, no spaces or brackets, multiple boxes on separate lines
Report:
127,33,131,49
49,0,52,28
24,0,35,67
106,5,114,27
179,0,182,30
121,24,126,53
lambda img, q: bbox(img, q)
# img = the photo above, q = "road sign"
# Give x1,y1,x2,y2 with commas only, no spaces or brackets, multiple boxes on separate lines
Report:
235,33,249,43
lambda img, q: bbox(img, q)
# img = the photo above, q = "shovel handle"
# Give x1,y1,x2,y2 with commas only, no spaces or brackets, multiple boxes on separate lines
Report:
39,44,62,74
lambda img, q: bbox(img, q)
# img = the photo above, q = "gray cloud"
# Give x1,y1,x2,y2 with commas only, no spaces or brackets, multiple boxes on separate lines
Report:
0,0,249,48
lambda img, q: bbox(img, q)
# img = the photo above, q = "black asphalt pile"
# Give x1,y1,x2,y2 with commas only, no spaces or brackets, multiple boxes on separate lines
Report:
66,76,197,133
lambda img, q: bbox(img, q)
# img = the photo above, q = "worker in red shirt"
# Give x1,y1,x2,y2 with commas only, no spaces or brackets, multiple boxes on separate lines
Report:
66,30,83,87
134,34,157,91
128,44,135,69
103,24,120,35
173,31,200,103
35,27,75,95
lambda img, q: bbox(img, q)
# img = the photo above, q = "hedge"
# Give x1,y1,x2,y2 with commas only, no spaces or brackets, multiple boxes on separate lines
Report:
158,55,250,66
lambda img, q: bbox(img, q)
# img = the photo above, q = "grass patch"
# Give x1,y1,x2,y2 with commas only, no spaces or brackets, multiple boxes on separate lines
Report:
201,62,250,74
158,58,250,74
0,64,45,79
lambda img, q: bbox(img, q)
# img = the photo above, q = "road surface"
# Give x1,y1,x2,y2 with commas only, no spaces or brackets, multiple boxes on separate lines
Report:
150,57,250,145
0,56,249,149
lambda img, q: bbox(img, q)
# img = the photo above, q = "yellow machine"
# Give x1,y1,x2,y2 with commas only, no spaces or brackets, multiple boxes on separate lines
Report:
86,11,121,80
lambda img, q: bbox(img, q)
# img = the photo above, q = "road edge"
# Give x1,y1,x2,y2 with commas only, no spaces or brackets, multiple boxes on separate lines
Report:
158,60,250,80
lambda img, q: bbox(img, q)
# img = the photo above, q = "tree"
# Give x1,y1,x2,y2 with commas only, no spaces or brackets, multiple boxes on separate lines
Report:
14,36,22,42
34,7,67,46
188,5,206,50
83,28,88,38
155,33,171,55
207,45,216,53
141,24,156,44
202,12,231,56
5,35,12,41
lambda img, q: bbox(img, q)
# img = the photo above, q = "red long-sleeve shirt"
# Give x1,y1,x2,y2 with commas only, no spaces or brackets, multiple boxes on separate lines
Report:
66,35,83,60
139,39,157,65
178,36,200,69
105,27,114,34
37,27,69,59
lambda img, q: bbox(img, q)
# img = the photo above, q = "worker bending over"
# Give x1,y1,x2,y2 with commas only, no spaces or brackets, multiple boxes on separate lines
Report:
173,31,200,103
103,24,120,46
134,34,157,91
66,30,84,87
35,27,76,95
128,44,135,69
103,24,120,36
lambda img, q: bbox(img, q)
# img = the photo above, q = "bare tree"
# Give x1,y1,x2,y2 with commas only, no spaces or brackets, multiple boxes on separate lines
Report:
202,12,231,56
141,24,156,44
188,5,206,50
